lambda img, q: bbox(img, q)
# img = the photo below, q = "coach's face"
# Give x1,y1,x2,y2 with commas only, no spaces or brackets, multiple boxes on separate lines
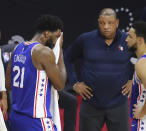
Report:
98,15,119,39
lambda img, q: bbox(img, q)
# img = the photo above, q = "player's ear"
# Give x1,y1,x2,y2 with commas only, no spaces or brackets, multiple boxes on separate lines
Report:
43,31,51,39
137,37,145,45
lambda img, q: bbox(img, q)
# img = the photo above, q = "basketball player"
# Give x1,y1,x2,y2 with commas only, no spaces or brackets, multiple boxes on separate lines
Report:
5,15,66,131
126,21,146,131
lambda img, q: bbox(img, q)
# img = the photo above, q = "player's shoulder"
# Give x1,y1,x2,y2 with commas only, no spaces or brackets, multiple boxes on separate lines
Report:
137,56,146,64
135,56,146,81
33,44,53,55
135,57,146,71
32,44,55,60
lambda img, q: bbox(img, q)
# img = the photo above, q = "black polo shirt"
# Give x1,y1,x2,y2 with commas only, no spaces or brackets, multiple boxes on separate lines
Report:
65,29,132,109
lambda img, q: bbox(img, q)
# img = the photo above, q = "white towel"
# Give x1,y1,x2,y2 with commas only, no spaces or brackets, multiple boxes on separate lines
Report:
50,35,62,131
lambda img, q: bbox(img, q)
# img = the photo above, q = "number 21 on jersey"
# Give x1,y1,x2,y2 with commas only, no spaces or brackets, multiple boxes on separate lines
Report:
13,66,25,88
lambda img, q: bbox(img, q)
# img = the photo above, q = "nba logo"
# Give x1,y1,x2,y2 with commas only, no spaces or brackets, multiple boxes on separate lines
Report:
118,45,123,51
3,52,10,63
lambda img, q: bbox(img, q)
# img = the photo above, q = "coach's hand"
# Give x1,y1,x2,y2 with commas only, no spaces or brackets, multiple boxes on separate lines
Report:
122,80,132,98
73,82,93,100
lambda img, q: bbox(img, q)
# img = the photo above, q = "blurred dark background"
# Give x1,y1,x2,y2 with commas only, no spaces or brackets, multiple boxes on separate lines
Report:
0,0,146,48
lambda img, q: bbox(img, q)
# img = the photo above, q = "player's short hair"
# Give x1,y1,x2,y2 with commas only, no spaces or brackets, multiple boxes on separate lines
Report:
35,14,63,33
133,21,146,43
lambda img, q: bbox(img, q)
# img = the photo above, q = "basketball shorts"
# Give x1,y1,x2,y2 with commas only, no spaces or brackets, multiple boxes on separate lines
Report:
9,110,57,131
131,118,146,131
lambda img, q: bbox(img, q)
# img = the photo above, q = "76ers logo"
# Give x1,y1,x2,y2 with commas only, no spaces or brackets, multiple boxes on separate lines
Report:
118,45,124,51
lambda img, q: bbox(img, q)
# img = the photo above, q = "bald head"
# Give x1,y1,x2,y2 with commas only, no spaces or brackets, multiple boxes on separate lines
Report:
99,8,117,18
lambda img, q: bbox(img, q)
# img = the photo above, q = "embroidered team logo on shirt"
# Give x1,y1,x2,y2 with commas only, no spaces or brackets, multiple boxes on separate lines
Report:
118,45,124,51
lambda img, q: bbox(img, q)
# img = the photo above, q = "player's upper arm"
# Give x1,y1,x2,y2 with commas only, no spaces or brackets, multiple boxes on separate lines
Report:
135,59,146,89
5,45,18,91
5,49,16,91
33,45,64,91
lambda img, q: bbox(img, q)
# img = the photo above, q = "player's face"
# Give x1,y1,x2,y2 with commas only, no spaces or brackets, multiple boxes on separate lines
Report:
98,15,119,39
45,29,61,49
126,28,137,51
